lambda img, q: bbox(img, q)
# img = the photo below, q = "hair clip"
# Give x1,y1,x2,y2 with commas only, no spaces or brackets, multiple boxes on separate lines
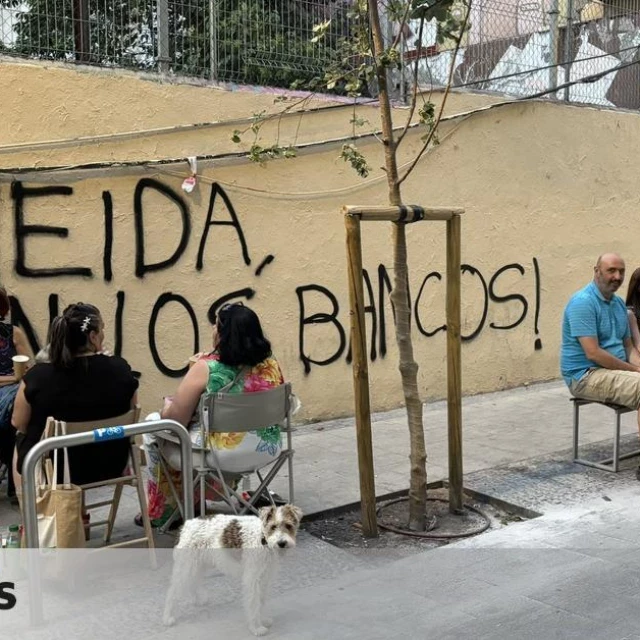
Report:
80,316,91,333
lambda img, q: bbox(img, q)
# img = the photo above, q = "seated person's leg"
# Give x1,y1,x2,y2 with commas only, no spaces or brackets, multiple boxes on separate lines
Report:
11,447,22,509
570,368,640,409
141,433,183,526
571,368,640,478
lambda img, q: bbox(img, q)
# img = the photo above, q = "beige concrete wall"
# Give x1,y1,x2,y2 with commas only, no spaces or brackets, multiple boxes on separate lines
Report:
1,59,637,421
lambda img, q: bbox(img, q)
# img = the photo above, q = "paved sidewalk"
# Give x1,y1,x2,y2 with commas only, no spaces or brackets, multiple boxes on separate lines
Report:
3,485,640,639
268,379,639,514
1,379,638,531
3,379,640,639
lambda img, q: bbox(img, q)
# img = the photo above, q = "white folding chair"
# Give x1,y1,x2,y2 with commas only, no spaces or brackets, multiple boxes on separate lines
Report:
155,383,295,526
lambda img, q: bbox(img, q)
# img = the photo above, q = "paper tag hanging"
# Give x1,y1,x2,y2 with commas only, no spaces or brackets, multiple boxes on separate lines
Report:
182,175,197,193
182,156,198,194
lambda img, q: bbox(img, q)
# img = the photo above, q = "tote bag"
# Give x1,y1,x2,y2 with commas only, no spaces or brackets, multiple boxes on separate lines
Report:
26,420,86,549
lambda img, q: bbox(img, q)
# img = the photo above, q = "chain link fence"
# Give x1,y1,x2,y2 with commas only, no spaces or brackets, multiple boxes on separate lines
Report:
2,0,640,108
403,0,640,110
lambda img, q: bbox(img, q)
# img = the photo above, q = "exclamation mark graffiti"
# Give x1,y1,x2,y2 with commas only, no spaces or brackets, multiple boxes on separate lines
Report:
533,257,542,350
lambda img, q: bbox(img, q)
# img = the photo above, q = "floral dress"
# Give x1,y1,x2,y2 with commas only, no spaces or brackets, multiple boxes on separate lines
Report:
145,353,284,524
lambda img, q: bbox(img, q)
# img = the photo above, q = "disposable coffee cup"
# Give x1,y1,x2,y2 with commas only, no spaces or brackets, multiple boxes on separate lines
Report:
12,355,29,381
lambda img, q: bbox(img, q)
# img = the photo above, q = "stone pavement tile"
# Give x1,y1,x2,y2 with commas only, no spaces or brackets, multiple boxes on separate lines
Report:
4,535,376,639
524,568,640,624
468,437,554,462
461,548,608,591
255,617,396,640
304,428,354,449
373,467,409,492
282,577,478,634
594,547,640,574
543,529,640,556
366,546,495,593
475,429,572,453
430,595,627,640
452,530,557,550
463,443,528,468
592,519,640,544
424,427,450,445
372,450,409,472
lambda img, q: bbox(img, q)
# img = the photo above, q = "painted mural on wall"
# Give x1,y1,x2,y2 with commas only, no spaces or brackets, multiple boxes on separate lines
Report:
414,14,640,109
5,177,543,386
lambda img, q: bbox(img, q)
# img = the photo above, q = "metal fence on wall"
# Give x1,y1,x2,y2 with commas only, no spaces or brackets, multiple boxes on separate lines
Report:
2,0,640,109
0,0,352,86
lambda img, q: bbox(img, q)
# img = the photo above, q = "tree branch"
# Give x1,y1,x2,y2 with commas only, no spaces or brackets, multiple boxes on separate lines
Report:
368,0,401,204
396,16,425,148
397,0,471,187
390,0,413,50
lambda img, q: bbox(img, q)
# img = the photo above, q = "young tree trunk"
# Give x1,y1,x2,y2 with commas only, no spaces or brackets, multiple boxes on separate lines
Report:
368,0,427,531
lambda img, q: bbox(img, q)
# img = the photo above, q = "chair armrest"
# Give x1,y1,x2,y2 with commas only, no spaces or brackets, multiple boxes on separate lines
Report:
155,430,209,452
155,431,182,446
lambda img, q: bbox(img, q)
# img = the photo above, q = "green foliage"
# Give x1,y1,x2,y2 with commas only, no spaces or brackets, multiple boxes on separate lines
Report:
248,144,297,164
0,0,352,89
411,0,470,44
212,0,351,88
230,0,464,176
340,143,371,178
418,101,438,143
2,0,162,69
386,0,410,22
411,0,455,23
318,0,375,98
350,115,369,128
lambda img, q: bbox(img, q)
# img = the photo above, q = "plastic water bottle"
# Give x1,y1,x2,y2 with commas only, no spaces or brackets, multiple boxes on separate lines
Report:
6,524,20,549
2,524,22,579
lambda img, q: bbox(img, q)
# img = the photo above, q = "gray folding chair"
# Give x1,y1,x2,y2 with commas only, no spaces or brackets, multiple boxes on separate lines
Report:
156,382,295,525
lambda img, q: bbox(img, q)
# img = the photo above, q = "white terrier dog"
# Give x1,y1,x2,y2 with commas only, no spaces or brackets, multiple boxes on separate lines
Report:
163,504,303,636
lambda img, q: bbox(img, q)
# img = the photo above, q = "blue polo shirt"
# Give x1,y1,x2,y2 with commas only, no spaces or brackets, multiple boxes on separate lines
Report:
561,281,630,386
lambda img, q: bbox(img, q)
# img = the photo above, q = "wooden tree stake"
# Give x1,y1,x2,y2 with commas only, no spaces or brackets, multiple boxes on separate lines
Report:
343,204,464,533
344,213,378,537
446,213,463,514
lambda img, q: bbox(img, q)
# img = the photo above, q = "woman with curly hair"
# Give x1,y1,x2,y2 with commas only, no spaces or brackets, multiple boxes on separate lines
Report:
139,302,284,528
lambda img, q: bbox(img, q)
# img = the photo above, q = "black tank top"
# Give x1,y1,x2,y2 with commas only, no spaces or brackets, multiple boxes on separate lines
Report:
16,354,139,484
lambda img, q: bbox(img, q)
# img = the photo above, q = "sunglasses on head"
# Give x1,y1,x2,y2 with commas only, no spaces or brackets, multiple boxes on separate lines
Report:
214,301,244,325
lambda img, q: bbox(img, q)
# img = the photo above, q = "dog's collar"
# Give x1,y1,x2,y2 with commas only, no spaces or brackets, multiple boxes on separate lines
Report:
261,536,267,546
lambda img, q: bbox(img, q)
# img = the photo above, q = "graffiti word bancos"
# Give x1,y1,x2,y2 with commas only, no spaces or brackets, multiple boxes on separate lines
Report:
296,259,542,375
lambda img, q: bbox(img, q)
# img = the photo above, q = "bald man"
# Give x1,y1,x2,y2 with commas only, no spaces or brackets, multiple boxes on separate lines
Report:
562,253,640,459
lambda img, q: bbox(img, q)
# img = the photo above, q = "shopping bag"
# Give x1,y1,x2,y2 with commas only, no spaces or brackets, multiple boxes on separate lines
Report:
26,419,86,549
